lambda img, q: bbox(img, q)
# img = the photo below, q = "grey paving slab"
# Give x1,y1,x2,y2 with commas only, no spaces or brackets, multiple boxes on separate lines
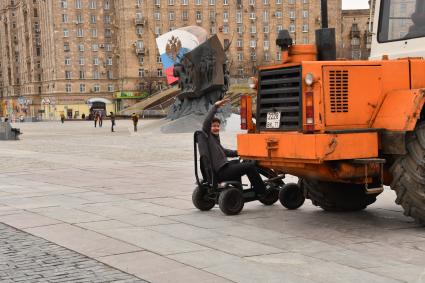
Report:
29,206,109,224
109,213,177,227
76,220,134,231
0,211,61,229
147,223,222,240
99,251,232,283
25,223,143,258
192,235,284,257
167,249,241,269
96,226,209,255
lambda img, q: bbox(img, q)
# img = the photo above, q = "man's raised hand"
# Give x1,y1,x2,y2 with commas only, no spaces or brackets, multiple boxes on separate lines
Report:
214,98,231,108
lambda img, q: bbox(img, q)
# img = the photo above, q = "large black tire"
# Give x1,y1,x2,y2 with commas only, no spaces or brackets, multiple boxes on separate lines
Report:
302,179,379,212
192,186,215,211
218,188,244,215
279,183,305,210
390,122,425,225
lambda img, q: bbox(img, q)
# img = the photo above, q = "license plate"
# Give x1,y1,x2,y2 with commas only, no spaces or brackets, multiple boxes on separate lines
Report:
266,112,281,129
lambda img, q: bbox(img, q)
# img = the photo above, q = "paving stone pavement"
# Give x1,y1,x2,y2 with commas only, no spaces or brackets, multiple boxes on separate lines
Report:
1,120,425,283
0,223,146,283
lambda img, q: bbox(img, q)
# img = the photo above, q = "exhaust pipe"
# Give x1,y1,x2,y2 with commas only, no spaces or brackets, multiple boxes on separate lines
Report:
315,0,336,61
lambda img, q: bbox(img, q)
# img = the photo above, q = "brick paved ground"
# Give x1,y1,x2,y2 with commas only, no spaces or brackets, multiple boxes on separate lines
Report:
0,223,147,283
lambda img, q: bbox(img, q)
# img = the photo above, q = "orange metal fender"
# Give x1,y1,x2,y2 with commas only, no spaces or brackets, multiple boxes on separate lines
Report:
372,89,425,131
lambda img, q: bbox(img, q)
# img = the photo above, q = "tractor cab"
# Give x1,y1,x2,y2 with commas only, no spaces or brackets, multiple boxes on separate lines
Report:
370,0,425,59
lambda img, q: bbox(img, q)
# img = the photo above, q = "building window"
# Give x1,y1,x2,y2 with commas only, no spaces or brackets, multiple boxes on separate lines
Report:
93,84,100,92
264,40,269,50
90,15,96,24
93,57,99,65
249,12,256,20
290,10,296,19
250,40,256,48
168,0,174,5
277,25,283,32
108,84,114,92
93,70,100,79
263,11,269,22
155,0,160,6
263,0,269,4
139,68,144,77
104,15,111,23
251,52,256,61
105,29,112,37
65,84,71,93
249,0,255,5
91,29,98,37
169,12,175,21
222,25,229,33
80,84,85,92
75,0,82,9
237,53,243,61
107,70,113,79
236,39,242,47
79,57,85,65
64,43,70,52
63,29,69,37
154,12,160,20
157,69,163,77
156,55,162,63
77,28,84,37
209,0,215,5
223,11,228,22
302,24,308,32
303,37,309,44
61,0,68,8
210,26,216,34
250,25,256,33
275,11,282,18
263,25,269,33
89,0,96,9
303,10,308,18
182,0,188,5
223,0,228,4
104,0,110,10
196,11,202,20
289,24,295,33
264,52,270,61
65,58,71,65
78,44,84,51
92,44,99,51
139,56,144,65
237,25,243,34
62,14,68,23
236,11,242,23
136,40,144,49
106,44,112,51
238,68,244,76
65,71,71,79
76,14,83,23
276,51,281,61
106,57,112,65
195,0,201,5
79,70,85,79
182,10,188,20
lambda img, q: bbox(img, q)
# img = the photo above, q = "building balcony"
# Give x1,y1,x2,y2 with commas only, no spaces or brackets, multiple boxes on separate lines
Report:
135,18,146,25
135,47,146,55
350,30,360,38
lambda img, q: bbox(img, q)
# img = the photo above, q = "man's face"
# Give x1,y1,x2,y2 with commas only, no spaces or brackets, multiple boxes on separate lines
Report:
211,121,220,136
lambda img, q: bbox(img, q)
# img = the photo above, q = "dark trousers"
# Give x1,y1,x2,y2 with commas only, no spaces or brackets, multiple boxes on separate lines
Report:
99,119,103,127
133,123,137,132
217,162,266,194
111,121,115,132
94,120,97,127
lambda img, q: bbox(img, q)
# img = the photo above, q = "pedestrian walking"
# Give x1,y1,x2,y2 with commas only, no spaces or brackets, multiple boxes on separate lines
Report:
110,111,116,132
94,112,100,128
60,113,65,124
99,112,103,127
131,113,139,132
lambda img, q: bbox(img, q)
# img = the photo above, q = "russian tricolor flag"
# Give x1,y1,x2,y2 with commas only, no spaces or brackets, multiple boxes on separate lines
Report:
156,26,208,85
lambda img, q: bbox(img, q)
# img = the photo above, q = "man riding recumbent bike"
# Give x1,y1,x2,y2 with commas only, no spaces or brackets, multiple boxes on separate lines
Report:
191,99,305,215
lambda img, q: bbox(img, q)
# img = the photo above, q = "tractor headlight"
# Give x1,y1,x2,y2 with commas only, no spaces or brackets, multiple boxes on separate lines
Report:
305,73,315,86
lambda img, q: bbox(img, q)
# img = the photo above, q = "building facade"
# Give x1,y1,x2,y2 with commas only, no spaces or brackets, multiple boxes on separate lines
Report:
340,9,373,60
1,0,341,120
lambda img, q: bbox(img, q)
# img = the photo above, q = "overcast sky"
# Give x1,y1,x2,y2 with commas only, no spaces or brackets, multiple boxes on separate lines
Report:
342,0,369,10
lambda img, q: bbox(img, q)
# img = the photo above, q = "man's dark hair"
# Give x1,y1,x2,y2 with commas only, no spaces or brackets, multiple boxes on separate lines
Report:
212,117,221,124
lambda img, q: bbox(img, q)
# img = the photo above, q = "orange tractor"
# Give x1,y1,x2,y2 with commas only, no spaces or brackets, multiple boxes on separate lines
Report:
238,0,425,223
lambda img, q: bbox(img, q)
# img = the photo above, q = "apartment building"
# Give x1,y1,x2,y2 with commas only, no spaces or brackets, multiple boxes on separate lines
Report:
1,0,341,119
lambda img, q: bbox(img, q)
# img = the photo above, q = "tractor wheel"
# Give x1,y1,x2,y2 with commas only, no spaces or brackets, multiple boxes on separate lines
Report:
279,183,305,210
218,188,244,215
390,122,425,225
302,179,379,212
192,186,215,211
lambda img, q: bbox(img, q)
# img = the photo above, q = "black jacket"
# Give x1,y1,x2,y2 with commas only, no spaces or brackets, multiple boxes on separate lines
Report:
202,105,238,173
